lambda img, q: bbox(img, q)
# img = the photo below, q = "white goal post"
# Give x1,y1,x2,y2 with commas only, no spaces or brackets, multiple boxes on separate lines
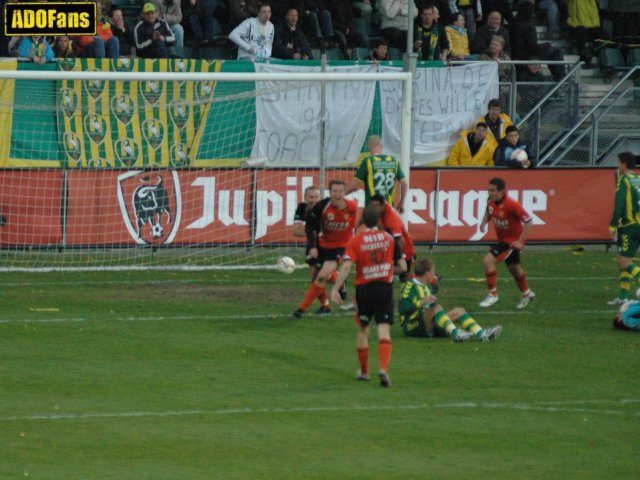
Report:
0,67,412,272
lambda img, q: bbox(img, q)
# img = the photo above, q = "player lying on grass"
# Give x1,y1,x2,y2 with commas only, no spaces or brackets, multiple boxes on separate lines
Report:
613,300,640,332
399,258,502,342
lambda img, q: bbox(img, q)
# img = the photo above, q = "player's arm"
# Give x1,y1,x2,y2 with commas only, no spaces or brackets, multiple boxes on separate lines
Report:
610,177,626,238
480,206,490,230
292,202,307,237
330,259,353,304
347,177,365,195
512,219,532,250
398,283,421,316
293,223,306,237
396,178,408,213
306,202,323,256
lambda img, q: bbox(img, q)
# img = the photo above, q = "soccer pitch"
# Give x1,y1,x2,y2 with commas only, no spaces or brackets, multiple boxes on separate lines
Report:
1,248,638,479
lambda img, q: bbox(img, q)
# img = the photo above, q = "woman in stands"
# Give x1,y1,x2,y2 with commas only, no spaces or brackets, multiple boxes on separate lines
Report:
52,36,75,59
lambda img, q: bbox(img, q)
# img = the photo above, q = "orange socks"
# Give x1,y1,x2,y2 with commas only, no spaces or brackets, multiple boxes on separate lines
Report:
299,283,323,311
378,339,392,372
515,273,529,293
485,270,498,293
357,347,369,375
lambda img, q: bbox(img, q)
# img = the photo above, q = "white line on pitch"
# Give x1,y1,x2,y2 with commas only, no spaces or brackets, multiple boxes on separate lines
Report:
2,399,638,422
0,276,613,287
0,309,620,325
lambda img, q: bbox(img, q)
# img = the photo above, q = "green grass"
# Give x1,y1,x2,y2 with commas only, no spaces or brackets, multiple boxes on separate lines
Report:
1,248,639,479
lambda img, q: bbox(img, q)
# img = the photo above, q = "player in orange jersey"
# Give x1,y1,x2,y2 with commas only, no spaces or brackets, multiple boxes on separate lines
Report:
293,179,359,319
368,193,415,281
479,177,535,309
331,204,406,387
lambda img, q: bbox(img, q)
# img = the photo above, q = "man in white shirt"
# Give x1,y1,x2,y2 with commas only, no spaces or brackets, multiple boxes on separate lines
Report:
228,2,275,61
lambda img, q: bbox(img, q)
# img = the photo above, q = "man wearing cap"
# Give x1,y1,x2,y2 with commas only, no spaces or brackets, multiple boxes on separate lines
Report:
134,2,176,58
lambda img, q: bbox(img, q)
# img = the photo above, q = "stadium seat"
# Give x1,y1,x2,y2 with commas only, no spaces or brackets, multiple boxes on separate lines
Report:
170,46,192,59
352,47,371,61
628,49,640,67
599,47,627,71
200,45,234,60
599,47,629,80
387,47,403,60
324,48,346,60
352,17,384,49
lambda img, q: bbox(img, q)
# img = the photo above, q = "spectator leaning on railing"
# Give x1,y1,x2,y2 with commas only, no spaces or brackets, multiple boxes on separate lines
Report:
51,35,75,59
18,35,54,64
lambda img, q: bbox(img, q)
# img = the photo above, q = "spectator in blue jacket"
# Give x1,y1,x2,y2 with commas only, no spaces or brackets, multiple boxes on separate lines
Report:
18,36,54,64
493,126,537,169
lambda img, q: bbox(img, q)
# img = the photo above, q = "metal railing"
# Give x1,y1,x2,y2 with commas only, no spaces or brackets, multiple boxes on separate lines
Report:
538,67,640,166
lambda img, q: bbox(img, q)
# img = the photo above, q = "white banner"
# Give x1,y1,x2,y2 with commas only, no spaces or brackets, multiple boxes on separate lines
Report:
251,63,376,167
381,62,499,166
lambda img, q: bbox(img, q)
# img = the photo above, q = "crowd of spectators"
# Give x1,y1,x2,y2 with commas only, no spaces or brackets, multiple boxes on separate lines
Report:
1,0,633,63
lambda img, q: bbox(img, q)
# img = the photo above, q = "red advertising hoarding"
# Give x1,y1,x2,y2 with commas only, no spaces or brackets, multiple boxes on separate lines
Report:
431,169,615,242
0,170,62,246
65,170,254,245
0,168,617,247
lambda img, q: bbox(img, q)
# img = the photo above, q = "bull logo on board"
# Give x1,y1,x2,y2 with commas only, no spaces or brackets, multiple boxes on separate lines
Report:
117,170,182,245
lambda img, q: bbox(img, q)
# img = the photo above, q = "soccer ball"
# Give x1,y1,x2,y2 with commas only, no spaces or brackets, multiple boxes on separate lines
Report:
276,256,296,274
510,149,528,162
151,222,164,238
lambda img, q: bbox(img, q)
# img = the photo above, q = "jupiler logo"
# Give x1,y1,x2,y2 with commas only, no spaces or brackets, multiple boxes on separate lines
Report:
117,171,182,245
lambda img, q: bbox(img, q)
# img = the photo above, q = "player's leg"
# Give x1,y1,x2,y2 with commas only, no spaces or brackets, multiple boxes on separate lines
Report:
307,262,329,308
506,251,535,309
449,307,502,342
356,323,371,380
609,226,640,305
373,283,394,387
377,323,392,387
294,254,336,318
430,306,470,342
355,286,374,380
479,246,502,307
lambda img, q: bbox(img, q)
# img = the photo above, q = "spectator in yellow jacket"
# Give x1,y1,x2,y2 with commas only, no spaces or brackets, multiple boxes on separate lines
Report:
445,12,478,60
447,122,495,167
566,0,606,68
476,98,514,148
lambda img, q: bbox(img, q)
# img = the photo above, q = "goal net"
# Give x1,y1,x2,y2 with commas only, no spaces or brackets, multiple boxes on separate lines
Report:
0,59,412,271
